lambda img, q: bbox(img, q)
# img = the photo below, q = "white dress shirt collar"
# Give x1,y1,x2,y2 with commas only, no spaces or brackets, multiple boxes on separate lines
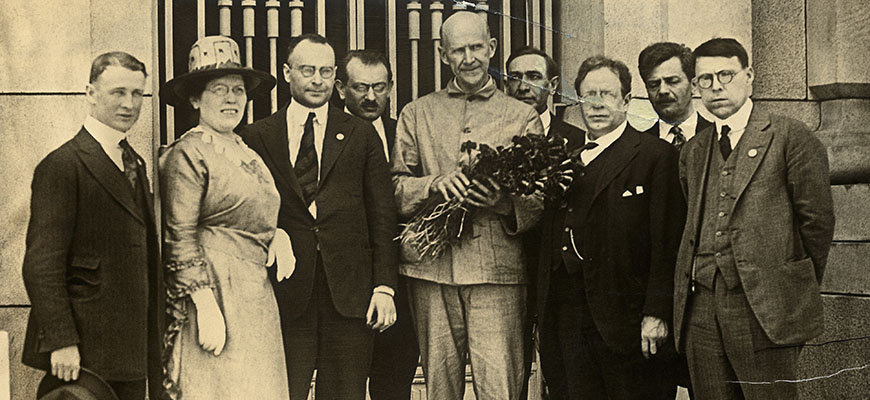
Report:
345,106,390,161
713,98,753,149
83,115,127,171
539,111,552,135
581,120,627,165
287,99,329,129
658,111,699,143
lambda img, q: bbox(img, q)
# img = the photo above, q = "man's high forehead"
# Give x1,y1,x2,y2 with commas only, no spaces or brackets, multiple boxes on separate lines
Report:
288,40,334,65
93,65,146,88
346,59,389,83
508,54,547,74
695,56,743,72
648,57,686,80
441,15,489,49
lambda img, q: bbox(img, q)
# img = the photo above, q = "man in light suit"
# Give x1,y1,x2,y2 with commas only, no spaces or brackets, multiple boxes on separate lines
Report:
336,49,420,400
638,42,713,150
674,38,835,400
21,52,164,400
536,55,684,400
240,34,398,400
392,11,543,400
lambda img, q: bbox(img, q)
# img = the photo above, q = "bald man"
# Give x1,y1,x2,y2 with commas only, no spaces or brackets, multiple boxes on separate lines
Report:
392,11,543,400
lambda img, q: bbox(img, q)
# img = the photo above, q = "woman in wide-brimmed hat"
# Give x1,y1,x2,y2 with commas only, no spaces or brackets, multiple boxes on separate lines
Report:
158,35,294,399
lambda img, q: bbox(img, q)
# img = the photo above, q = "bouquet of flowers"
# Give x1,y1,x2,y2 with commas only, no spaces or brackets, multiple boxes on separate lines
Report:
400,133,580,260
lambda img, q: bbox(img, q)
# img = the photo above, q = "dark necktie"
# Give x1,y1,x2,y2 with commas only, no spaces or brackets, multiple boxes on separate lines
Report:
578,141,599,166
119,139,140,192
670,125,686,151
295,112,319,206
719,125,732,160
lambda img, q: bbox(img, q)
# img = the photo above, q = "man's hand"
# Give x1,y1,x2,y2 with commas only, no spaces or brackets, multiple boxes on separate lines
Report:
430,169,470,202
50,345,80,382
366,292,397,332
640,315,669,359
190,289,227,356
467,177,511,214
267,228,296,282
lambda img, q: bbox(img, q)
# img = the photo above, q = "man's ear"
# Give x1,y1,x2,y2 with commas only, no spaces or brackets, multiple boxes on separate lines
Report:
487,37,497,59
84,84,97,106
548,76,560,94
282,63,292,84
438,44,449,66
335,79,347,100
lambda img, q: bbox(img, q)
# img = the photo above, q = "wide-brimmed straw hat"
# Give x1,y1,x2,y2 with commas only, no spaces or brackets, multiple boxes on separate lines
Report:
36,368,119,400
161,35,276,107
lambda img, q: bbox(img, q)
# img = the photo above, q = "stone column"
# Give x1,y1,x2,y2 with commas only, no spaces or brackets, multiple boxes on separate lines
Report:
807,0,870,184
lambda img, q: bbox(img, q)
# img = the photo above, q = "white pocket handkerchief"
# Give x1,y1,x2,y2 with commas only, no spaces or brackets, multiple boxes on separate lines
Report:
635,185,644,194
622,190,633,197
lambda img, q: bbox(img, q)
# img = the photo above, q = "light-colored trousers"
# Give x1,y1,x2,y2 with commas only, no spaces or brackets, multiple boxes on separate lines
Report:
408,278,526,400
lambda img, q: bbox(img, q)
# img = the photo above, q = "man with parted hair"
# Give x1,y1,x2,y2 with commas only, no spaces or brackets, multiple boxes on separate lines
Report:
638,42,713,151
674,37,834,400
505,45,585,399
637,41,714,398
240,33,399,400
536,55,683,399
392,11,543,400
335,48,421,400
21,51,164,400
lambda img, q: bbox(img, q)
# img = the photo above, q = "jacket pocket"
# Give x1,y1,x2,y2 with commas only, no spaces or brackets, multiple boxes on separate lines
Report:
68,255,101,299
740,257,824,345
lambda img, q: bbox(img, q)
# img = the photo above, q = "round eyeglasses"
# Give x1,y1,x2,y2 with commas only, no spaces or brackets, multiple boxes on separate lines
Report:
695,69,740,89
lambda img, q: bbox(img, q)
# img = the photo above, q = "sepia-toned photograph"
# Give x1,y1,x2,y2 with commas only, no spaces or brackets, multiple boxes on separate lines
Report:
1,1,868,399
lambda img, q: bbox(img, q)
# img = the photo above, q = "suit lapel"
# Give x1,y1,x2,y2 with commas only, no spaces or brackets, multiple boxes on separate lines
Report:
384,118,397,152
696,114,713,136
73,128,145,224
728,109,773,208
586,126,640,218
259,106,306,202
689,122,715,223
319,107,351,185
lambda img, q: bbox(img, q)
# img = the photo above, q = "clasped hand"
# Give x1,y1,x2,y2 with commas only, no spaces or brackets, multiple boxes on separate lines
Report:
640,315,669,359
431,169,510,213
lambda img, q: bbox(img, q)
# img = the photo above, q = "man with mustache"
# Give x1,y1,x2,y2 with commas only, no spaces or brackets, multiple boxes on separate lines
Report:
637,41,712,398
21,52,164,400
638,42,712,151
505,45,585,398
536,55,684,399
335,49,420,400
392,11,543,400
674,38,834,400
240,33,398,400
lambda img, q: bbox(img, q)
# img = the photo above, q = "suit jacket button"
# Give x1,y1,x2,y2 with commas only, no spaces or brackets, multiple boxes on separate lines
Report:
567,207,574,213
562,246,568,252
311,226,320,233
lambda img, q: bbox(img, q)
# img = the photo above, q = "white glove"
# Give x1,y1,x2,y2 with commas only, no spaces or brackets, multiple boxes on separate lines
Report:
267,228,296,282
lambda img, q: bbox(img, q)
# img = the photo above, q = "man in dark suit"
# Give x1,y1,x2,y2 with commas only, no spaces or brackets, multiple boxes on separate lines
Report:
505,45,585,399
639,42,713,150
240,34,398,400
21,52,164,400
674,38,835,400
537,55,684,399
637,41,712,398
335,49,420,400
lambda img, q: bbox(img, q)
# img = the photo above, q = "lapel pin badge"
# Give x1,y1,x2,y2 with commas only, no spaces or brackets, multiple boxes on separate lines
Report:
748,148,758,158
336,133,345,141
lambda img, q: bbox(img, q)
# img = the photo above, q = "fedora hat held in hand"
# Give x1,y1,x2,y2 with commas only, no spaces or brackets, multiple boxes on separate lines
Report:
161,35,276,107
36,367,119,400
